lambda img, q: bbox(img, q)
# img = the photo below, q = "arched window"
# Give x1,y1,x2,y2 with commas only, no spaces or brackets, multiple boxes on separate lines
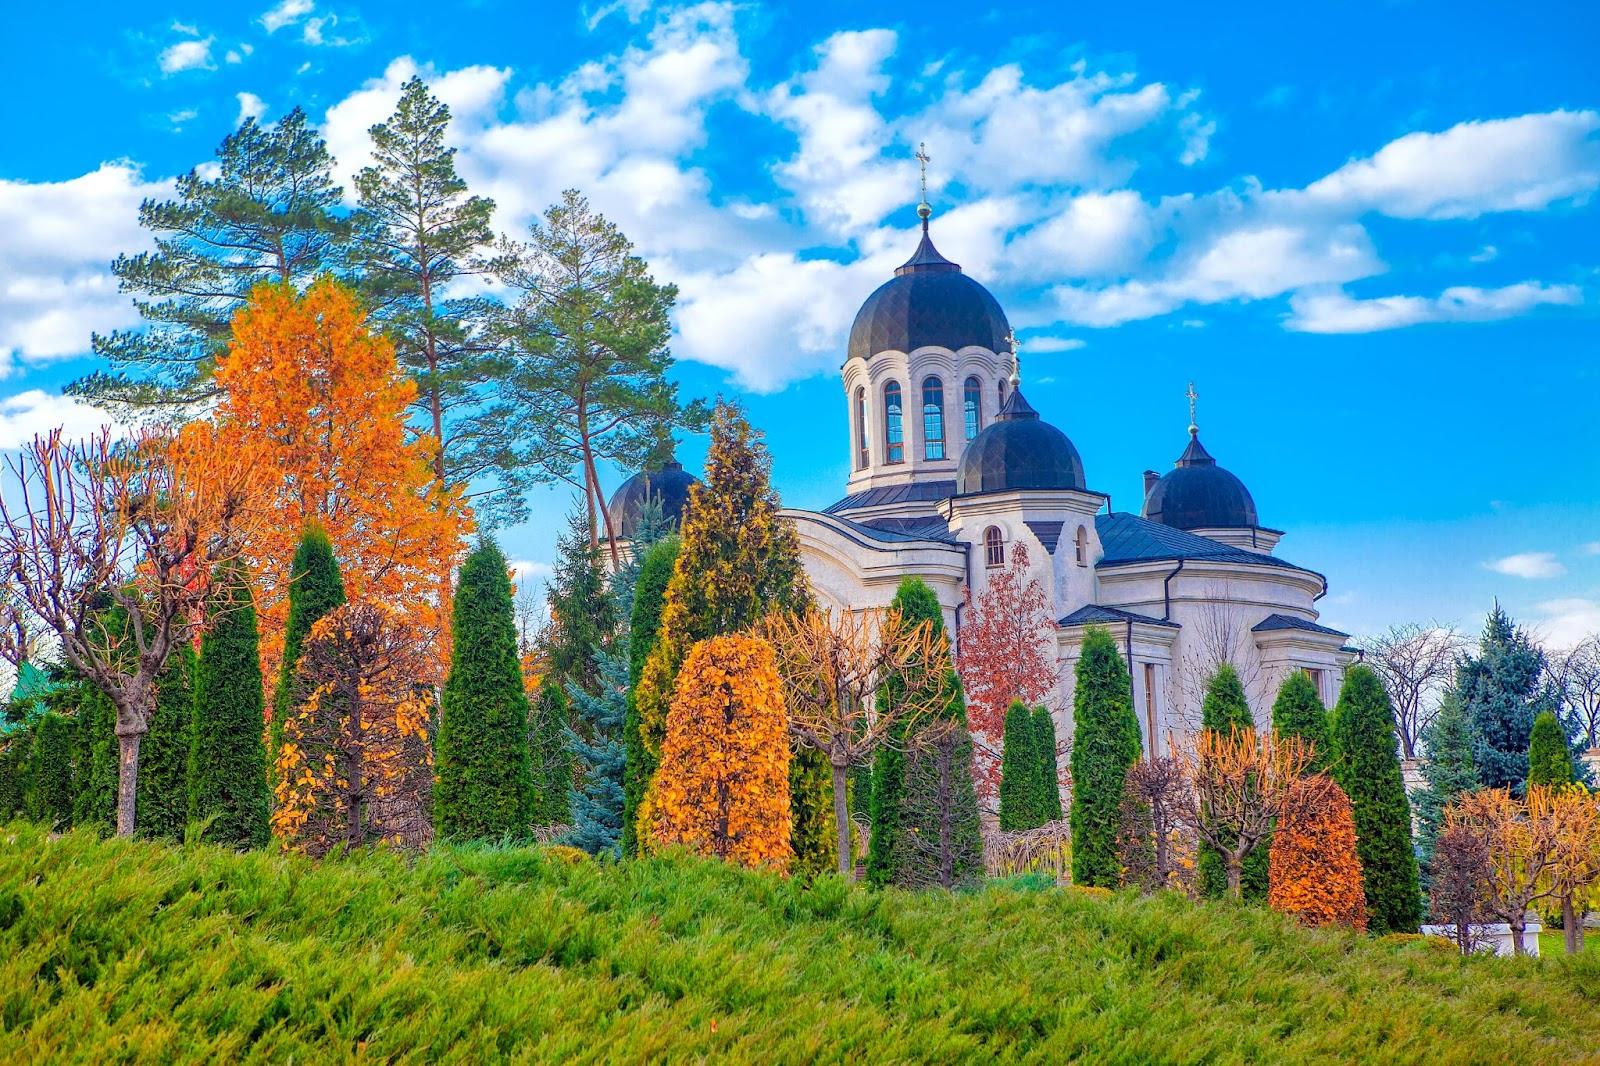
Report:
1075,525,1089,566
983,526,1004,568
963,376,983,440
922,376,946,460
998,378,1008,408
854,386,868,469
883,381,904,464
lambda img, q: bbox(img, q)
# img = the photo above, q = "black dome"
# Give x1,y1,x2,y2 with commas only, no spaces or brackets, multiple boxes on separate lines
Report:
955,387,1086,495
847,226,1012,362
1143,434,1258,530
607,460,699,539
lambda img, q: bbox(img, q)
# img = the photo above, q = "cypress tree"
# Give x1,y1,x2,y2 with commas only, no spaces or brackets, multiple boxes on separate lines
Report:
868,577,941,885
26,713,75,829
436,541,536,840
1413,689,1477,890
1069,627,1141,887
1197,664,1267,899
0,731,29,821
565,650,627,855
189,564,271,849
1202,663,1254,733
895,687,983,889
529,679,573,827
137,644,195,841
271,526,347,781
999,700,1040,831
623,534,678,856
1527,709,1575,788
1272,670,1331,774
789,747,838,877
1033,706,1063,821
72,682,118,831
1330,664,1424,934
1458,604,1548,793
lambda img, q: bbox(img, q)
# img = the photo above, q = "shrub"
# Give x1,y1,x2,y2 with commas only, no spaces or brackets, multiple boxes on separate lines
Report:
189,564,271,849
1271,671,1330,774
1268,774,1367,931
1069,628,1141,888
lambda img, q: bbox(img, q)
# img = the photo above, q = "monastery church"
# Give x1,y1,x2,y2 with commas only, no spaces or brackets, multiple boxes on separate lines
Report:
606,193,1357,750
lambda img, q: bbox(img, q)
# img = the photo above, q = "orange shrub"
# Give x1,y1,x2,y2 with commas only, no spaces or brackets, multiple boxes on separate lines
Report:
1268,773,1368,932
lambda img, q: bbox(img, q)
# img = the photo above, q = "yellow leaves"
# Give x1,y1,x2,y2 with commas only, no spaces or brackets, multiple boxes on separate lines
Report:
1268,774,1367,931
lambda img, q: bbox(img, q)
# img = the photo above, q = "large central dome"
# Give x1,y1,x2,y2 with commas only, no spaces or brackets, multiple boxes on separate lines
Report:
846,225,1012,362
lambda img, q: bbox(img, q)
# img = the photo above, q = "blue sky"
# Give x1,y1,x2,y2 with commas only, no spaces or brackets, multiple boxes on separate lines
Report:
1,0,1597,645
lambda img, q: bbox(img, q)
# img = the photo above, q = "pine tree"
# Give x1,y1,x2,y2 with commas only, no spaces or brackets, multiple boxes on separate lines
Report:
1000,701,1040,831
26,713,76,829
547,510,618,699
1069,628,1142,886
137,644,195,841
271,526,347,781
529,679,573,828
1458,604,1549,793
1527,709,1575,787
1197,664,1268,899
189,564,271,849
1272,671,1331,774
564,650,627,856
623,534,679,856
1034,706,1063,821
1413,689,1478,889
1330,664,1424,934
436,541,536,840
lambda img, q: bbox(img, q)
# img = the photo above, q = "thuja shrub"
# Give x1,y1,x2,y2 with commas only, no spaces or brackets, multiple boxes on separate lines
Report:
1268,774,1368,932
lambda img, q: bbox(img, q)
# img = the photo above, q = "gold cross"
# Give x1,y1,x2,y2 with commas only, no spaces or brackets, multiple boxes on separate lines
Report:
1186,381,1198,436
915,142,931,204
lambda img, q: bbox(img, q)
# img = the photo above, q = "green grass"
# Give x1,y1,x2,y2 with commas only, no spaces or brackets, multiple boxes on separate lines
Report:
2,823,1598,1064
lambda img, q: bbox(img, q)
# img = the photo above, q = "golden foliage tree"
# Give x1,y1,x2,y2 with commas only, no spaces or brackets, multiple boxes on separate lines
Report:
272,601,434,855
1268,773,1368,931
181,278,471,689
1545,786,1600,955
1443,786,1568,956
647,634,792,871
1175,727,1310,899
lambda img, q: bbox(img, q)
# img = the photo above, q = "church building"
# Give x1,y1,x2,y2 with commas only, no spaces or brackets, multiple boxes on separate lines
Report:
609,200,1357,752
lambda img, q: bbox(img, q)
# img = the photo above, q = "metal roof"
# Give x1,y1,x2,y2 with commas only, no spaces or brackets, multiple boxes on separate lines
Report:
846,227,1011,362
1059,604,1180,628
1251,612,1350,638
824,479,957,515
1095,512,1316,576
1142,432,1259,531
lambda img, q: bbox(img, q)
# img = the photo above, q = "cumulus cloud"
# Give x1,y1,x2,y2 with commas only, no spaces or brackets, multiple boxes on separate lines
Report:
159,35,215,74
0,391,123,450
1532,598,1600,649
1287,281,1581,333
236,92,267,125
1485,552,1567,579
261,0,314,33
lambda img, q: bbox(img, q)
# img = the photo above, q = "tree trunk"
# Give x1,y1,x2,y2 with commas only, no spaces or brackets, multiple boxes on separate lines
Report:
115,729,142,837
1226,856,1243,899
1563,895,1583,955
832,760,852,878
1509,912,1527,956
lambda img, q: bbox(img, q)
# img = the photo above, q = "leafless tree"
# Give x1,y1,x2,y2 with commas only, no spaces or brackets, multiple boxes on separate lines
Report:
1175,589,1265,731
1117,755,1190,892
1358,623,1468,758
1548,636,1600,752
1428,822,1494,955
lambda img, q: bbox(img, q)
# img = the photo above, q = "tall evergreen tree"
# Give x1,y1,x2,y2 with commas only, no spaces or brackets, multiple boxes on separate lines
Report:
1458,604,1549,793
546,510,618,697
999,701,1040,831
436,541,536,840
623,534,679,856
894,686,984,889
271,526,347,780
1069,628,1142,886
75,108,347,413
1272,671,1331,774
1197,663,1268,899
0,731,28,821
609,496,670,626
1033,706,1063,821
529,679,573,827
867,577,941,885
1330,665,1424,934
72,682,118,831
565,650,628,855
1202,663,1254,733
137,644,195,841
789,748,838,877
189,564,272,849
1413,689,1478,891
1527,709,1575,787
26,713,75,829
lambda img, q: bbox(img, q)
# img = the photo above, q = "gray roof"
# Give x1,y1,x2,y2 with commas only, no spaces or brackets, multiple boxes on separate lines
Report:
1251,612,1349,638
1059,604,1179,628
1095,512,1317,577
824,479,957,515
846,226,1012,362
802,512,959,547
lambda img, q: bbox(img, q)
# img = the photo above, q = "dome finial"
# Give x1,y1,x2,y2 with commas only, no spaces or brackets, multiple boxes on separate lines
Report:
1007,329,1022,388
915,141,932,230
1185,380,1199,437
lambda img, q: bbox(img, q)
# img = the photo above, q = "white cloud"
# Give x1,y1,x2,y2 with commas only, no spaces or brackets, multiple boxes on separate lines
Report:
1485,552,1567,579
159,36,215,74
0,391,123,450
261,0,314,33
1022,336,1086,353
584,0,652,30
507,559,553,581
171,20,199,35
303,14,361,47
168,108,199,128
1296,110,1600,220
1532,598,1600,649
236,92,267,125
1288,281,1581,333
1583,542,1600,556
1007,190,1155,279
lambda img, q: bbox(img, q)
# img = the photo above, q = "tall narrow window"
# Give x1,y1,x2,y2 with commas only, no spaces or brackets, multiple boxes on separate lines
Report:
854,386,868,469
1305,668,1325,705
1075,526,1089,566
883,381,904,464
1143,663,1158,751
983,526,1004,568
998,379,1008,408
922,376,946,460
963,376,982,440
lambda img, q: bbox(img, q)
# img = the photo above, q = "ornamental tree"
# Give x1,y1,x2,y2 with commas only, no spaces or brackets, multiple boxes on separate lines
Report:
1415,689,1478,887
26,713,75,829
1034,706,1064,822
529,679,573,829
564,650,628,856
1527,709,1576,788
1271,670,1330,774
1429,821,1494,955
1176,727,1310,899
1267,773,1368,932
271,526,346,778
1545,786,1600,954
1197,664,1268,900
138,644,195,842
1116,755,1190,893
1444,787,1564,955
1070,627,1141,887
648,634,792,870
1330,665,1425,933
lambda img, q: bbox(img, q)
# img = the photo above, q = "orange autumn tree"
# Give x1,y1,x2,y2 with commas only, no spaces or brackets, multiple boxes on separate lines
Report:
648,634,792,871
182,279,471,690
1268,773,1368,931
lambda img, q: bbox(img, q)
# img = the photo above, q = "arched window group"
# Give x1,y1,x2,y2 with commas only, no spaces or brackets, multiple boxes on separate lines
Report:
854,387,868,470
922,376,945,460
883,382,904,464
983,526,1004,568
963,376,982,440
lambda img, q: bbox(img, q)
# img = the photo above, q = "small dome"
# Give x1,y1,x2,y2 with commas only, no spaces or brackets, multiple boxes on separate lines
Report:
1143,434,1258,530
956,387,1086,495
607,460,699,540
846,225,1012,362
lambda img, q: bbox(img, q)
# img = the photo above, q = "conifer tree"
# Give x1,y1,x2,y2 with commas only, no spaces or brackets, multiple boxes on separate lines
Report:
1034,706,1063,821
26,713,75,829
0,732,28,821
529,679,573,827
73,683,118,831
1272,671,1331,774
436,541,535,840
189,564,271,849
1000,701,1040,831
1069,628,1142,886
895,693,984,889
1527,709,1575,787
867,577,940,885
1413,689,1478,887
789,748,838,877
547,510,617,698
271,526,347,778
609,496,670,626
136,644,195,841
1458,604,1549,792
1330,664,1423,934
565,650,627,855
1268,773,1367,931
623,534,679,856
1197,664,1268,899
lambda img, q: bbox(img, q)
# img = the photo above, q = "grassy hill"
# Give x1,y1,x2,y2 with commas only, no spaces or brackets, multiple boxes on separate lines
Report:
2,823,1598,1063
